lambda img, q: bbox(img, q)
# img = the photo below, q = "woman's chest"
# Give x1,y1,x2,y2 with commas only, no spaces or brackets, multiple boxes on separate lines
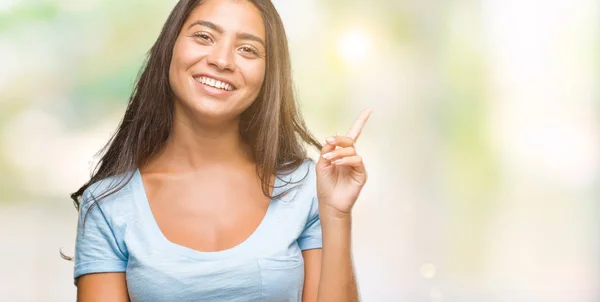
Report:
145,177,272,253
124,241,305,302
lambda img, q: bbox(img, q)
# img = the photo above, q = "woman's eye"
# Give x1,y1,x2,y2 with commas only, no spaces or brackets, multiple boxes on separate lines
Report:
240,46,258,55
193,32,212,42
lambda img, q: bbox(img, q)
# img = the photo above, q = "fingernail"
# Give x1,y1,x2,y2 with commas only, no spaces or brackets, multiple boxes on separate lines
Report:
326,137,336,144
322,152,334,160
332,159,343,165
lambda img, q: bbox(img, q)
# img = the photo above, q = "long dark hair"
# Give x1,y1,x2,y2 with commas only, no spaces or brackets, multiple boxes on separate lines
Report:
71,0,321,211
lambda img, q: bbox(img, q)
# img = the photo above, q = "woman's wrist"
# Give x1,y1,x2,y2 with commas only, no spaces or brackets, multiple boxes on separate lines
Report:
319,202,353,222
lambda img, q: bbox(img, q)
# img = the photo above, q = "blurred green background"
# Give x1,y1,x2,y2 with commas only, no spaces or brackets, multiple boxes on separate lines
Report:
0,0,598,301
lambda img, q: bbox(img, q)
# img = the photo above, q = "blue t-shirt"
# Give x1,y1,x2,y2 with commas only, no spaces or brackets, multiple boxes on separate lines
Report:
74,160,322,301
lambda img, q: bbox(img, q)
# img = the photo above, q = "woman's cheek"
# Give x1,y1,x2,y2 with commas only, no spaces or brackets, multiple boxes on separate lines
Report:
245,61,266,90
178,42,208,65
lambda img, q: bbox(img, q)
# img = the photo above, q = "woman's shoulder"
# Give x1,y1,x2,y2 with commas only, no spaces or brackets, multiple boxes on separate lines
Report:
79,171,138,218
275,158,317,202
278,158,316,183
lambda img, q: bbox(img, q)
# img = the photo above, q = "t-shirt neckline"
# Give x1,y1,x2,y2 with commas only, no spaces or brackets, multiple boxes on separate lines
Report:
132,168,281,260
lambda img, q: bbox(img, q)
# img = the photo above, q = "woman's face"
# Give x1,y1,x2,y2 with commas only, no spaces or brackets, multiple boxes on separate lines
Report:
169,0,266,124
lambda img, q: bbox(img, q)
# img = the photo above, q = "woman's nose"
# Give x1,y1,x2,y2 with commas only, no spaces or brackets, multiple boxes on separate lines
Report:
207,42,236,72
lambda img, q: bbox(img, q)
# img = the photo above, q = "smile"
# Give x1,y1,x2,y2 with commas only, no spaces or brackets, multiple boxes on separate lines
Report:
193,76,235,91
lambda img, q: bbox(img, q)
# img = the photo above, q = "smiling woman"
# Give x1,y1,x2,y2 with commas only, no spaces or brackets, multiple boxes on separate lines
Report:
70,0,371,301
169,2,267,123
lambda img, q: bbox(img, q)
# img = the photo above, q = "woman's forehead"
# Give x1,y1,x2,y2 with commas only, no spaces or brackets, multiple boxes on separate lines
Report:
185,0,266,39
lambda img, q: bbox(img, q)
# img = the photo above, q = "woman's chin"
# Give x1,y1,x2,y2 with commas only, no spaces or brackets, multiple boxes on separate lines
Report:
182,100,241,124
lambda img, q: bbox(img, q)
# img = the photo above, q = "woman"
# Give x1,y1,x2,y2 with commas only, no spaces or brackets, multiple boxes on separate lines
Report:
72,0,371,301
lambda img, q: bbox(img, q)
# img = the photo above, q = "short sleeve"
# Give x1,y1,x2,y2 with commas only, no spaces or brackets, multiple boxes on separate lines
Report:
74,190,127,283
297,196,322,250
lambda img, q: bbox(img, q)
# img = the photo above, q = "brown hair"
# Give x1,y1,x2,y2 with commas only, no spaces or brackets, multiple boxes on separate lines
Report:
70,0,321,211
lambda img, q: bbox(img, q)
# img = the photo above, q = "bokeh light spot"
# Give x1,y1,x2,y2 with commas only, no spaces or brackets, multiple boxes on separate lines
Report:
420,263,437,279
338,29,370,63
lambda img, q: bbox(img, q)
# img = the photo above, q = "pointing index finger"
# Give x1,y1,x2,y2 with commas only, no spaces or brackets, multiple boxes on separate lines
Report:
346,108,372,142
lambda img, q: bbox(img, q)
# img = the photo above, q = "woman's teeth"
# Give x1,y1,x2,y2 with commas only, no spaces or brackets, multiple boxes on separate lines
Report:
194,76,234,91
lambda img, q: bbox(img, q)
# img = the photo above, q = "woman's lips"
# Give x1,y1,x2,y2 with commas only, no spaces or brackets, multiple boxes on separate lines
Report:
193,77,235,97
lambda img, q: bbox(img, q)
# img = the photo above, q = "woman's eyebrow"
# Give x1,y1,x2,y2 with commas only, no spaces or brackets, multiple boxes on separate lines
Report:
188,20,223,33
236,32,266,49
188,19,266,49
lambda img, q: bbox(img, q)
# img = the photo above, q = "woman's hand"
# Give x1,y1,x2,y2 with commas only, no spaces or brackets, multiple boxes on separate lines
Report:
316,108,372,219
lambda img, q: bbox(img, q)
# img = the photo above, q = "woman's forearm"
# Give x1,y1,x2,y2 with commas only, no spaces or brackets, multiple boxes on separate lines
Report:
316,208,359,302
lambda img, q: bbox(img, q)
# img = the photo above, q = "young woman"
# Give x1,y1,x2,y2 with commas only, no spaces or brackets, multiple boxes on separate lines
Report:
71,0,371,301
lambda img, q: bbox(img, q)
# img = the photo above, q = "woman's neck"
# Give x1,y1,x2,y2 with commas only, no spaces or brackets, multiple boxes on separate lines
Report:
145,111,253,173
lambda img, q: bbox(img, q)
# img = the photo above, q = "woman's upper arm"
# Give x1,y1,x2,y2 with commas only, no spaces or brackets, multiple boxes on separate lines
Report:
302,248,322,302
74,189,129,300
77,273,129,302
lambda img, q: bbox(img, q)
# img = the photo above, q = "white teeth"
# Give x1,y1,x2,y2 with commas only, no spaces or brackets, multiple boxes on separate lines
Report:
194,76,233,91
